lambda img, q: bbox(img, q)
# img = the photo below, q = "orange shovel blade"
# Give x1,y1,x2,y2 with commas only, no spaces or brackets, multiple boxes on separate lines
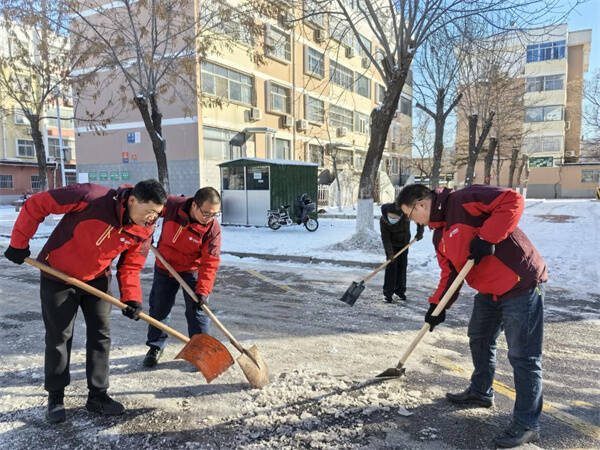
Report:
175,334,234,383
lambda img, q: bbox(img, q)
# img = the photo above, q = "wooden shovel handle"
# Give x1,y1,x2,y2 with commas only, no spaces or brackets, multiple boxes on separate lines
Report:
150,246,245,354
24,257,190,344
395,259,475,368
363,238,417,283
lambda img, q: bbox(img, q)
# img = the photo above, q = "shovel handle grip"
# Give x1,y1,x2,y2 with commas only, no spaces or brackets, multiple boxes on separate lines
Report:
364,238,417,283
396,259,474,367
150,246,245,354
24,257,190,344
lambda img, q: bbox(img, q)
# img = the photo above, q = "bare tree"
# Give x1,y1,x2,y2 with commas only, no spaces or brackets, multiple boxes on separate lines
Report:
67,0,273,192
414,28,463,189
584,68,600,143
0,0,97,191
410,111,435,182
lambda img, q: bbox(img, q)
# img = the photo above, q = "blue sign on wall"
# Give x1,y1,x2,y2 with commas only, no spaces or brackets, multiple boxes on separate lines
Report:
127,132,135,143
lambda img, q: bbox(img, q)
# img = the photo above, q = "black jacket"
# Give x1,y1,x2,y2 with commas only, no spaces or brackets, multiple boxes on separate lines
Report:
380,203,423,256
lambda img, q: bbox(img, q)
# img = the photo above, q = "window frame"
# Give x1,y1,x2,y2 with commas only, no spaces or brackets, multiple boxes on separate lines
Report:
201,61,253,106
304,45,325,79
16,138,35,158
265,24,291,63
329,60,354,91
329,104,353,130
0,174,13,189
305,95,325,124
266,81,291,115
354,72,371,98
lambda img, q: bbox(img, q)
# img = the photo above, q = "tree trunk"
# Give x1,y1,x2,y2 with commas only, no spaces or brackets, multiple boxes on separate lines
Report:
30,118,49,191
356,77,405,233
495,142,501,186
483,137,497,185
464,115,478,186
431,117,445,189
508,147,519,188
516,154,528,189
332,154,342,212
134,94,171,193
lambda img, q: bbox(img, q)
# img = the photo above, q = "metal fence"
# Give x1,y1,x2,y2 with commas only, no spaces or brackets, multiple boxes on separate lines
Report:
318,184,329,206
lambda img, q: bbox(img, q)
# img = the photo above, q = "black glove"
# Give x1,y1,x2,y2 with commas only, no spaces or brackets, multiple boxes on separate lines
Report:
122,301,142,320
415,230,424,241
468,235,495,264
193,294,207,310
4,245,31,264
425,302,446,332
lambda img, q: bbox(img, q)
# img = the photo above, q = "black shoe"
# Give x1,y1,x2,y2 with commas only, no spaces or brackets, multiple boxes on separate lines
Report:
86,392,125,416
384,296,396,304
396,293,407,301
446,387,494,408
143,346,163,367
46,390,66,424
494,421,540,448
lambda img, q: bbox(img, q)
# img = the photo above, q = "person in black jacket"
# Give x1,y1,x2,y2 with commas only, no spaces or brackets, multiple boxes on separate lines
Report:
380,203,424,303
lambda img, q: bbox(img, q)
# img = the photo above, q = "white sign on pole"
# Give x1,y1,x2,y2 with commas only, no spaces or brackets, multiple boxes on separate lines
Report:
78,172,89,183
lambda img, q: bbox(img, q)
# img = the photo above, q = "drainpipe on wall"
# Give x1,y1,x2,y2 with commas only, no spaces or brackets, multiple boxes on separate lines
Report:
291,21,296,160
2,116,7,160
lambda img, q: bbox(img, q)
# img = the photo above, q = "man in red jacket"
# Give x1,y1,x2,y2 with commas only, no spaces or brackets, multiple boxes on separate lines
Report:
3,180,167,424
396,184,547,449
143,187,222,367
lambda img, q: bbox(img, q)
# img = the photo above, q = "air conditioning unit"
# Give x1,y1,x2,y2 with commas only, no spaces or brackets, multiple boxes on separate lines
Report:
345,46,356,58
281,114,293,128
565,120,571,130
280,12,295,29
296,119,308,131
249,107,262,121
361,57,370,69
391,142,398,151
336,126,348,137
314,29,327,43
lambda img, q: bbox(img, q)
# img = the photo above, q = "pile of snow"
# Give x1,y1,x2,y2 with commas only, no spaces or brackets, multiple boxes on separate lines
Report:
327,230,383,253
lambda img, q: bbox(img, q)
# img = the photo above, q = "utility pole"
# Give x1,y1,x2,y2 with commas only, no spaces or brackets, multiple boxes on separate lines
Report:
54,87,66,187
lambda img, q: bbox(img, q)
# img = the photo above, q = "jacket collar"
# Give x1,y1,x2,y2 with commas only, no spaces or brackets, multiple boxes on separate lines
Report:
177,198,211,233
428,187,453,229
113,185,156,237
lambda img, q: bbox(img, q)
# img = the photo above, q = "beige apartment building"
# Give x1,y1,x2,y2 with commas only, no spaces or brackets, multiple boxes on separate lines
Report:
74,1,413,196
454,24,592,190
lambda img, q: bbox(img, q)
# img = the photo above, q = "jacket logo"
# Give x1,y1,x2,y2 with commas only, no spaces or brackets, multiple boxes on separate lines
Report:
189,236,200,244
449,228,459,238
120,237,133,245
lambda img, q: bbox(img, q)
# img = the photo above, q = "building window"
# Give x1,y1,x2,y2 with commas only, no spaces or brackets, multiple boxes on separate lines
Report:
334,148,353,166
581,169,600,183
222,167,245,190
329,16,354,48
305,46,324,78
13,106,28,125
354,112,369,134
0,174,13,189
203,126,244,160
267,82,290,114
400,97,412,117
274,138,291,159
355,73,371,98
31,175,41,191
406,69,413,87
201,62,253,105
354,152,365,169
329,61,353,90
265,25,291,62
354,33,371,57
308,144,324,166
215,20,252,46
305,95,325,123
376,84,386,104
17,139,35,157
524,105,563,122
45,107,73,129
526,74,564,92
303,0,325,28
47,138,74,159
526,40,566,63
329,105,353,129
522,135,562,154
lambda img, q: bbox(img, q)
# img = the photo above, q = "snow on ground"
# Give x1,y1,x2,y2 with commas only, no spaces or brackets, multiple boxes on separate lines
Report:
1,199,598,298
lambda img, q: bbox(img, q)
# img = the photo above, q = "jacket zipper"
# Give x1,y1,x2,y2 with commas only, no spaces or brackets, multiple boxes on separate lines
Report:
96,224,114,246
172,225,184,244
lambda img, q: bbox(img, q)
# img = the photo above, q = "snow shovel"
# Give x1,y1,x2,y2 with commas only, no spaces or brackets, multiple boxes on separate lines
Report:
340,238,418,306
376,259,474,378
150,246,270,389
24,257,234,383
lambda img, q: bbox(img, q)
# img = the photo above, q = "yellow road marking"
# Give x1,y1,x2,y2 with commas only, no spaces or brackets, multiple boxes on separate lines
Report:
246,269,299,294
435,356,600,441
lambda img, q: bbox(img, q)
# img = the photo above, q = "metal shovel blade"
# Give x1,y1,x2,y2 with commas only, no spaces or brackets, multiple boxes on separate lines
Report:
175,334,234,383
340,281,365,306
237,345,270,388
376,365,406,379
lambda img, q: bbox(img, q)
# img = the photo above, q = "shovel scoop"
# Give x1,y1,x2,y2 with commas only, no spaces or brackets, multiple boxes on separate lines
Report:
176,334,235,382
340,280,365,306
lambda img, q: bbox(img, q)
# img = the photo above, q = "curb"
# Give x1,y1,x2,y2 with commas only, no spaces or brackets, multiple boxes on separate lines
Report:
221,251,380,269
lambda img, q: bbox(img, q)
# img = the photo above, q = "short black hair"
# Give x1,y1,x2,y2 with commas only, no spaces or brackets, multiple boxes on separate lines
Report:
194,186,221,206
132,179,167,205
395,184,433,208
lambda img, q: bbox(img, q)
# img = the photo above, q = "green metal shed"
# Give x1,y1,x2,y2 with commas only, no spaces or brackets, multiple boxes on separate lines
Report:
218,158,318,226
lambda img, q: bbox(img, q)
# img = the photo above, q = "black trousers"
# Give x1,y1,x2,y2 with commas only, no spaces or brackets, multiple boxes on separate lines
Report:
40,275,112,393
383,247,408,297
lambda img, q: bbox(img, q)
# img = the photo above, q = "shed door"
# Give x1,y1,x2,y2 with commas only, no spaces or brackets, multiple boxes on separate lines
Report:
246,165,270,226
221,167,247,225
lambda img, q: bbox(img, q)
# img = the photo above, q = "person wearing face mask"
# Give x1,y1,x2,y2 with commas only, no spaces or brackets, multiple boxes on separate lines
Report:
3,180,167,423
142,187,222,368
379,203,424,303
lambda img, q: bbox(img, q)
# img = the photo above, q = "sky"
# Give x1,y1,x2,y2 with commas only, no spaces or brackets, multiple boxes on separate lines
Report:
568,0,599,74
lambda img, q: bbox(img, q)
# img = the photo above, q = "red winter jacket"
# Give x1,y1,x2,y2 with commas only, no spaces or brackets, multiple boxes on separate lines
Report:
428,185,547,306
10,183,155,303
155,195,221,296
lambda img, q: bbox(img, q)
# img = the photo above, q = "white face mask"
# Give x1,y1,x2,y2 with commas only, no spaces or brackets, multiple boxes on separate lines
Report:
388,216,400,224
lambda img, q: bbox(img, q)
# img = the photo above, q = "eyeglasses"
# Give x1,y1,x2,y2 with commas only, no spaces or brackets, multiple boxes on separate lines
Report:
198,207,221,219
